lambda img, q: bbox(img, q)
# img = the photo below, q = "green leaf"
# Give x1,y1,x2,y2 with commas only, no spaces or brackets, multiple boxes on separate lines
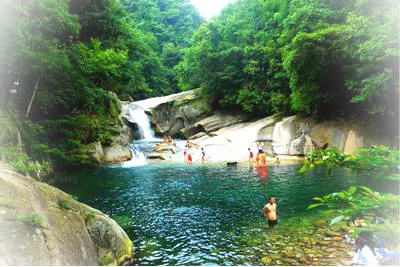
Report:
307,203,324,210
312,197,324,202
330,215,345,225
298,163,311,174
347,186,357,196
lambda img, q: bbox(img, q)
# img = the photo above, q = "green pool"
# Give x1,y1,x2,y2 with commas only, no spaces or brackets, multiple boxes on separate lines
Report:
57,162,397,265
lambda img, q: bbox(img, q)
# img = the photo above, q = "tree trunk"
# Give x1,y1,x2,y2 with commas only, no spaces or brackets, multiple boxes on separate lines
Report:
25,78,40,118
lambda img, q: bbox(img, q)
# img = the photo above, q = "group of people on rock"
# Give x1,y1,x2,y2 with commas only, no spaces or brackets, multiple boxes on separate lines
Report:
162,135,176,147
183,139,206,164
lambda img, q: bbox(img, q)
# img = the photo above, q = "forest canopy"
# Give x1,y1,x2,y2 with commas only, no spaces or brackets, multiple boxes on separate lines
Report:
0,0,398,169
0,0,202,167
178,0,399,121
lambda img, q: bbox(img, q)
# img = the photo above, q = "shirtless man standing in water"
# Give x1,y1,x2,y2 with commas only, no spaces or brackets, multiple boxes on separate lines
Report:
263,196,277,226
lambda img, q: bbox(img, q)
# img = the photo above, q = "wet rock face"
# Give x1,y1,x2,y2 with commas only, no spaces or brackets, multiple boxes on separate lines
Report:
0,163,133,265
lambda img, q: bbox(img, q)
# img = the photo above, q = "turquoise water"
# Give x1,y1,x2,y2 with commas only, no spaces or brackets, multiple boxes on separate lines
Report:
57,162,397,265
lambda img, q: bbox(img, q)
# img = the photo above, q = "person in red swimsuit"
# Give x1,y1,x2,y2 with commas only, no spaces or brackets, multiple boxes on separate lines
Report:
187,153,193,164
248,148,254,162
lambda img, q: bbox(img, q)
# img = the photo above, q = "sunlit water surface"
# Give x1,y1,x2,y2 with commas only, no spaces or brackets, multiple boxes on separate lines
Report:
57,162,397,265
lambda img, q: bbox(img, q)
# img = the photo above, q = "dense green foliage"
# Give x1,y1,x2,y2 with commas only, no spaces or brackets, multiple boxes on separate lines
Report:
301,147,400,246
0,0,202,169
0,0,398,170
178,0,399,122
123,0,203,91
300,145,400,179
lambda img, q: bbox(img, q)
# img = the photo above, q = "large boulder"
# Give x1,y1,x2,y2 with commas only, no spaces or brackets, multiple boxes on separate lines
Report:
184,111,248,138
85,141,104,163
0,163,133,265
271,116,315,155
268,116,386,156
150,90,212,137
309,121,349,151
102,145,132,163
342,124,383,155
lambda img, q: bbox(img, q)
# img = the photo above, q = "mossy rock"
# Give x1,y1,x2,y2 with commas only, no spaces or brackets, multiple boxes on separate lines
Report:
261,256,271,265
0,163,133,265
98,250,117,266
86,214,133,265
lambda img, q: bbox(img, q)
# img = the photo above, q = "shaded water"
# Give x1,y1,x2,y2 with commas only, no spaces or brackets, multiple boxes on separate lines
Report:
57,162,397,265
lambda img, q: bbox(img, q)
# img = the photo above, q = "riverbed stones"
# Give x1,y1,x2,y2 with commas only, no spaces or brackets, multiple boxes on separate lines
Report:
316,240,330,246
325,248,337,253
258,218,354,266
326,230,342,237
261,256,271,265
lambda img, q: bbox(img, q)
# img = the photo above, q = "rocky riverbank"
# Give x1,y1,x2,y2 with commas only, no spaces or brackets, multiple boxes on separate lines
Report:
257,216,355,266
120,89,389,164
0,163,133,265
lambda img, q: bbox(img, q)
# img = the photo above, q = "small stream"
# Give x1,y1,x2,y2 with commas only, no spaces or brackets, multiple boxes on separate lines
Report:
57,161,397,265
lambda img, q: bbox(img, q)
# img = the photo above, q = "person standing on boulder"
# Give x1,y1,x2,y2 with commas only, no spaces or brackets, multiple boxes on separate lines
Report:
201,148,206,162
183,145,188,161
263,196,277,227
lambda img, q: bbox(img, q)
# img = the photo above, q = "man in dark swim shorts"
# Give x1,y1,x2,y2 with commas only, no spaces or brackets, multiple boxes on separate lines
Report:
263,196,277,227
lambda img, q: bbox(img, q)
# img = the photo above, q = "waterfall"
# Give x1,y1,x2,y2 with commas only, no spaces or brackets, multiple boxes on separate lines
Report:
124,103,156,140
120,144,147,167
115,103,162,168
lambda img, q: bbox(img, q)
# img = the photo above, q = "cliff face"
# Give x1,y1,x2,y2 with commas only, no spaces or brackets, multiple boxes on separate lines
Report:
0,163,133,265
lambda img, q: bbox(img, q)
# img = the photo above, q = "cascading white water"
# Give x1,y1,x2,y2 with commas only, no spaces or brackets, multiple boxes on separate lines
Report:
116,103,162,167
125,104,156,140
121,144,147,167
